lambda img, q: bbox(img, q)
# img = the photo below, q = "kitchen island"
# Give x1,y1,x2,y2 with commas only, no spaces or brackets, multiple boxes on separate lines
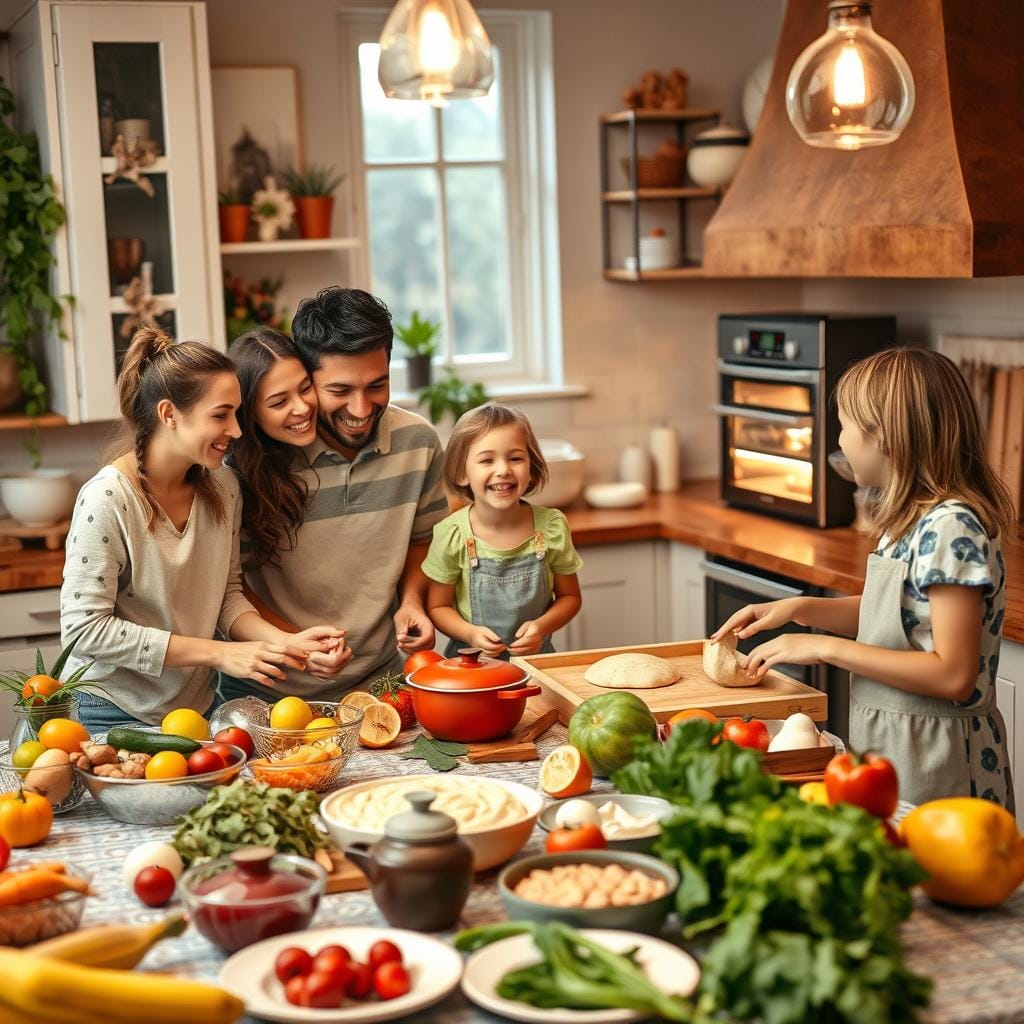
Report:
13,723,1024,1024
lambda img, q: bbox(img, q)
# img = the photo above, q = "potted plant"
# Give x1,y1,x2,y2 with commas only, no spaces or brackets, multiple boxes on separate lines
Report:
0,77,69,466
218,188,250,244
279,165,346,240
396,311,441,389
418,370,489,431
224,272,291,343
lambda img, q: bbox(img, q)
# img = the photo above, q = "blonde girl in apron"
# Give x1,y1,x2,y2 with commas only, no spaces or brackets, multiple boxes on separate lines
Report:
423,404,583,661
713,348,1015,811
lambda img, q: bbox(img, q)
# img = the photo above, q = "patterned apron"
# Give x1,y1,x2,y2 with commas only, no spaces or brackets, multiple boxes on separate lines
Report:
443,520,556,662
849,552,1014,810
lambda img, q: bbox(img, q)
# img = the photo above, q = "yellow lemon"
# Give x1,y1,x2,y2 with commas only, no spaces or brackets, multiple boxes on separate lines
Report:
798,781,830,805
160,708,210,741
306,717,338,731
270,695,314,731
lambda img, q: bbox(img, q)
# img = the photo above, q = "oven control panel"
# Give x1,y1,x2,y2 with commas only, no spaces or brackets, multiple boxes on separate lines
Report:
731,330,801,362
719,315,828,370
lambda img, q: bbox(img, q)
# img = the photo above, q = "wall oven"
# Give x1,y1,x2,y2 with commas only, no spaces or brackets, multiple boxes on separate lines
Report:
716,314,896,527
703,555,850,740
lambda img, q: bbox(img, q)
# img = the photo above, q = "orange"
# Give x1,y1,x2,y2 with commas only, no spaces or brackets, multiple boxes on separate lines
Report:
669,708,718,726
270,696,314,731
145,751,189,780
339,691,379,712
539,744,593,799
20,675,62,706
37,717,90,755
358,702,401,748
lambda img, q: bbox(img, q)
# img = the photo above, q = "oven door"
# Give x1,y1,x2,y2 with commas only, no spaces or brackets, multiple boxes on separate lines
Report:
716,360,825,526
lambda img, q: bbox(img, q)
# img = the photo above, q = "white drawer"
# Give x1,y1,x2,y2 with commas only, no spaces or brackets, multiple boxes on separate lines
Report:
0,588,62,640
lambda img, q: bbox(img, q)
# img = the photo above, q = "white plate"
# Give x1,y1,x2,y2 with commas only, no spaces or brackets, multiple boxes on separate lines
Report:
218,925,463,1023
461,928,699,1023
583,482,648,509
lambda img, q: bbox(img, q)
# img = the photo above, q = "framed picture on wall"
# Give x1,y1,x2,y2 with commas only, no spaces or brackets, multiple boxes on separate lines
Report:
211,65,304,203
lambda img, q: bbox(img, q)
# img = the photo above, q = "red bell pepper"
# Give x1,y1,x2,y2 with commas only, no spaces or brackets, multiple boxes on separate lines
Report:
823,750,899,819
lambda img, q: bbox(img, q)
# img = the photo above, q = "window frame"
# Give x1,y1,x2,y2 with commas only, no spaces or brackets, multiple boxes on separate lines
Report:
339,9,563,390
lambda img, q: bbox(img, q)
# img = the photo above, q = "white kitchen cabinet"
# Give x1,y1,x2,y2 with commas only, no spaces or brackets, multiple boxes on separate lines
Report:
996,639,1024,828
8,1,222,422
665,541,706,641
0,589,63,742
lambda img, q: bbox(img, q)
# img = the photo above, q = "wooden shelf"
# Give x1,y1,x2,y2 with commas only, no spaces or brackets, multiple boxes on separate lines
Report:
601,108,720,124
0,411,68,429
604,266,708,282
603,187,722,202
220,238,361,255
101,157,168,175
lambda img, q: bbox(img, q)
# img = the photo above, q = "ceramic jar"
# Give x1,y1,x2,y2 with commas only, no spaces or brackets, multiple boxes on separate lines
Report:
686,124,750,188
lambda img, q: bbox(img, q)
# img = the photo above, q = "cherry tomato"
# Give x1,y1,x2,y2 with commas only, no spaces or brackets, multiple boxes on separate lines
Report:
545,824,608,854
315,943,352,963
187,748,226,776
403,651,444,676
214,726,254,759
284,976,307,1007
275,946,313,985
367,939,403,971
133,864,175,907
206,742,240,765
0,834,9,872
373,960,411,1001
347,961,374,999
721,716,770,752
304,971,346,1009
824,751,899,819
312,949,353,990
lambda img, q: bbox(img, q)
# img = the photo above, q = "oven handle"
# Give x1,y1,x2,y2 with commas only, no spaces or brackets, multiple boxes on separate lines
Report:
712,403,813,426
700,560,807,600
717,359,821,385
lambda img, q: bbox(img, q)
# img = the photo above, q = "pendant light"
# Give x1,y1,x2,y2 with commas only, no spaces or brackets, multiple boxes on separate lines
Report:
378,0,494,106
786,1,914,150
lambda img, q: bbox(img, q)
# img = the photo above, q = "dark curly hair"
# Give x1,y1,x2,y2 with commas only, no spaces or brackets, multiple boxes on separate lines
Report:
291,287,393,370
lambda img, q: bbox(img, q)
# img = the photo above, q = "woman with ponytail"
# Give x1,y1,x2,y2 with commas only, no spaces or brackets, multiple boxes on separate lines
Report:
60,327,344,732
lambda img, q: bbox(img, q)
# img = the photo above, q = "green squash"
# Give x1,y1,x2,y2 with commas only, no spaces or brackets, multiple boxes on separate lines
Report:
568,692,658,776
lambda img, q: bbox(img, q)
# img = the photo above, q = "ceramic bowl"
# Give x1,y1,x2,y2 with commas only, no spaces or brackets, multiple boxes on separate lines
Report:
498,850,678,934
687,124,750,188
320,775,543,872
0,470,74,527
537,793,674,854
533,439,586,508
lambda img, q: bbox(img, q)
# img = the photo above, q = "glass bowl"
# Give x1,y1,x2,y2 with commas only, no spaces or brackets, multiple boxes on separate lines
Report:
0,754,84,815
0,863,91,946
246,701,363,760
247,745,352,794
178,846,326,953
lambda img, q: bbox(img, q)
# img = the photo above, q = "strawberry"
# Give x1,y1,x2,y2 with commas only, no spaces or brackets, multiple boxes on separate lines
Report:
370,672,417,730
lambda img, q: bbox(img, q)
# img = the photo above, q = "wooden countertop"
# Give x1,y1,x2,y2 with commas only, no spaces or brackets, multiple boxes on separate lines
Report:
5,478,1024,643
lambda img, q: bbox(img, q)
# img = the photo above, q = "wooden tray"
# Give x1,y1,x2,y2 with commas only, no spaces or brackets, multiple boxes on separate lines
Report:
512,640,828,724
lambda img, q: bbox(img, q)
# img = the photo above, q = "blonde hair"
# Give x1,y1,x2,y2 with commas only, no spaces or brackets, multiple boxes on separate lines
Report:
105,327,235,531
834,347,1015,542
442,403,549,503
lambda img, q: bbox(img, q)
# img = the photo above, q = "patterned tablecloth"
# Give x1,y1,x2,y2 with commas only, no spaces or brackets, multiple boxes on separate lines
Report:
10,726,1024,1024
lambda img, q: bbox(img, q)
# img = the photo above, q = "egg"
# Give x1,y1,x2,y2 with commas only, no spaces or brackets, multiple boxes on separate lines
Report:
122,841,184,891
767,712,821,752
554,798,601,830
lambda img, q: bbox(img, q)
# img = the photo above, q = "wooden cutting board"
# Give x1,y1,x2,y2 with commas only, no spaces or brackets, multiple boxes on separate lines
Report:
315,848,369,893
513,640,828,724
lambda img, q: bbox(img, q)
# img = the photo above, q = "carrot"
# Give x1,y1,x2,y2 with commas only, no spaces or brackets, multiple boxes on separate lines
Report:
0,869,90,907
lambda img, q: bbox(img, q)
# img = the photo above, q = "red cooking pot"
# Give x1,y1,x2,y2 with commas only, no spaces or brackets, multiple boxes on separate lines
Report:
405,649,542,742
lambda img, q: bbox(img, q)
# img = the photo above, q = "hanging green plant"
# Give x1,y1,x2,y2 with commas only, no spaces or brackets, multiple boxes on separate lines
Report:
0,77,71,464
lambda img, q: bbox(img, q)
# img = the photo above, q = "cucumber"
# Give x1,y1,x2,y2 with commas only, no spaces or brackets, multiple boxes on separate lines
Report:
106,727,201,756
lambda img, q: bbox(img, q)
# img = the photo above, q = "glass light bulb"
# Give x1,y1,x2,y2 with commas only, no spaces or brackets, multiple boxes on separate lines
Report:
786,2,914,150
379,0,494,103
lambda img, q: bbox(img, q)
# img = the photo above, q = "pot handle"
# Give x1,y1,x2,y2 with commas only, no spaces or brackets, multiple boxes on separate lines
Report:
497,685,543,701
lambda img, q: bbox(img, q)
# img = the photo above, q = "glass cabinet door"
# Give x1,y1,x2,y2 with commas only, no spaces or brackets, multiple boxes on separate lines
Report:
51,3,218,421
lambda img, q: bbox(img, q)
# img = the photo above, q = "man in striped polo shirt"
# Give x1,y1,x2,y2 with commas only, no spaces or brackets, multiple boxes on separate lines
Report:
241,287,448,696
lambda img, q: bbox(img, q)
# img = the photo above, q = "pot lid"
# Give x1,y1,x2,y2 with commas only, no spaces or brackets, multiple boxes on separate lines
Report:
407,648,530,691
384,790,458,842
692,124,750,147
191,846,311,902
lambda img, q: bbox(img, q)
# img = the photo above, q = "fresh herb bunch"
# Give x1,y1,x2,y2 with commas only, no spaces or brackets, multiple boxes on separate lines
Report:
279,164,346,198
223,271,290,342
455,921,694,1021
395,310,441,358
418,369,489,425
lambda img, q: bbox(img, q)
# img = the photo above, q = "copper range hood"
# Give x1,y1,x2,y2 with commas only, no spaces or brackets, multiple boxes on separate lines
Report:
703,0,1024,278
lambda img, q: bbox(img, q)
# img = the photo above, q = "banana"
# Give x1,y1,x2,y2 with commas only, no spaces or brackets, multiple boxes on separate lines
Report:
28,913,188,969
0,947,245,1024
0,995,72,1024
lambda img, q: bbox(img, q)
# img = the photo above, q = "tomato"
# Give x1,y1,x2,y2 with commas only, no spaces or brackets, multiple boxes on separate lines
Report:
20,675,62,706
145,751,189,780
206,742,240,765
214,726,254,759
0,834,9,871
347,961,374,999
133,864,175,907
367,939,403,971
545,824,607,855
284,976,307,1007
304,971,346,1009
312,949,353,990
315,943,352,963
403,650,444,676
373,961,411,1001
824,751,899,819
187,748,226,776
881,819,903,847
721,716,770,752
275,946,313,985
37,718,90,755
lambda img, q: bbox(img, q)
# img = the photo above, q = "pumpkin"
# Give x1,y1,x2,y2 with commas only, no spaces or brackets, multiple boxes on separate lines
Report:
0,789,53,847
568,692,658,776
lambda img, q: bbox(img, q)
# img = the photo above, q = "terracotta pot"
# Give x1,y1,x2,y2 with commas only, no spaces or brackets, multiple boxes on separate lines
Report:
219,204,251,244
294,196,334,239
406,649,542,742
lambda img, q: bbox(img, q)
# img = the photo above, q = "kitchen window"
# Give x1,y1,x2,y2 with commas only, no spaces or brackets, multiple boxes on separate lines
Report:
339,11,562,391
